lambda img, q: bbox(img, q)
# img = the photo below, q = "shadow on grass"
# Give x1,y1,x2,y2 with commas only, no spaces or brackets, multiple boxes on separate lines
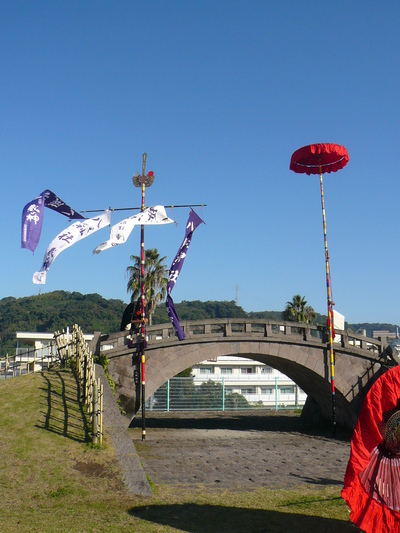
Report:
36,368,90,443
288,474,344,486
129,503,354,533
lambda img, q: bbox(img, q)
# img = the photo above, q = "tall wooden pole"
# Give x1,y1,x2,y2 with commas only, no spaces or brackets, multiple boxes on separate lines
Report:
319,167,336,436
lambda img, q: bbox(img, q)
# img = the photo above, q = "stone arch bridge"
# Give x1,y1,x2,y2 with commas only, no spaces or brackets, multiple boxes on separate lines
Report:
95,318,396,429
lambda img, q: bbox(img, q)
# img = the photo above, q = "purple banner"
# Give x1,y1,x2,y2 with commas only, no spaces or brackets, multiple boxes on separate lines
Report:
166,209,203,295
166,294,185,341
21,190,84,253
43,190,84,220
166,209,204,340
21,193,46,252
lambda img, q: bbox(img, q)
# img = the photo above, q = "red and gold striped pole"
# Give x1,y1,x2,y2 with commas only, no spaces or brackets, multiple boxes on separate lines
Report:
290,144,349,437
319,165,336,436
132,153,155,441
140,171,146,441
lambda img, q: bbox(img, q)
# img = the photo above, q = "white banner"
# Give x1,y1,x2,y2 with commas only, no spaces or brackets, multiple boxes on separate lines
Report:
33,211,111,284
93,205,174,254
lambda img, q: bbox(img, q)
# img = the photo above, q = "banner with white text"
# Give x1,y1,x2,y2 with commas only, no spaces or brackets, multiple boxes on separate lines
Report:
93,205,174,254
21,189,84,253
33,211,111,284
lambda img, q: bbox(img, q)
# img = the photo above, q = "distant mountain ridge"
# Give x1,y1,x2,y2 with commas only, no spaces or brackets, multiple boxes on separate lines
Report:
0,291,397,358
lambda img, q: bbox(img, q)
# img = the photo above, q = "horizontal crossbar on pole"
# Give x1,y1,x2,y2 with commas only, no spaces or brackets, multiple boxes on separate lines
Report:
80,204,207,214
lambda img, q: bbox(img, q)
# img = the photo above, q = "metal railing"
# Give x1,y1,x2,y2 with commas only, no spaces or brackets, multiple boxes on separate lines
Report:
146,376,306,412
0,344,59,379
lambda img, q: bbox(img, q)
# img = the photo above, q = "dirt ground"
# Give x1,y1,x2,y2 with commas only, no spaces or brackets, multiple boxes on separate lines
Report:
129,410,352,491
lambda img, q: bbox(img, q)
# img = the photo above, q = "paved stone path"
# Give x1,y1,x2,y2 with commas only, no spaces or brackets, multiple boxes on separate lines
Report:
129,411,352,491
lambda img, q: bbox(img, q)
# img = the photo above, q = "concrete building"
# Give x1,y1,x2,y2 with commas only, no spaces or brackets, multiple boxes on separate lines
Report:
192,356,306,408
13,330,94,373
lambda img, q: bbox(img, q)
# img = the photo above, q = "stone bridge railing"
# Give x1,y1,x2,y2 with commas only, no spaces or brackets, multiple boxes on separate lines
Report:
101,318,386,362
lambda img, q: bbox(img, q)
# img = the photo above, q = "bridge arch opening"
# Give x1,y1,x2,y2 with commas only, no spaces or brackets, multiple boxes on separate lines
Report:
153,355,307,410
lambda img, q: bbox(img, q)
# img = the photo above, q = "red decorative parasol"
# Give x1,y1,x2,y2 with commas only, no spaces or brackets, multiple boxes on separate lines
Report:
290,143,349,175
290,143,349,436
342,364,400,532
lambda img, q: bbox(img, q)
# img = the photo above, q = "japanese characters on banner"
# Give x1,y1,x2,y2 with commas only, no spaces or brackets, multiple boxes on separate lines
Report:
21,189,84,253
166,209,204,340
33,211,111,285
93,205,174,254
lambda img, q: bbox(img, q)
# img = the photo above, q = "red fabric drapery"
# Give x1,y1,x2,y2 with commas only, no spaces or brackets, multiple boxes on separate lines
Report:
290,143,349,175
341,365,400,532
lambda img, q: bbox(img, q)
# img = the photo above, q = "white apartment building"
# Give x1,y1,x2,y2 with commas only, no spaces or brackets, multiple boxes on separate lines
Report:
10,331,94,374
192,356,307,408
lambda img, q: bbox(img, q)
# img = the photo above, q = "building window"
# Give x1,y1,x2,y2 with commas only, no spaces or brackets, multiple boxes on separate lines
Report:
260,366,273,374
241,387,256,395
200,367,214,374
221,367,233,374
241,367,254,374
279,386,295,394
260,387,274,395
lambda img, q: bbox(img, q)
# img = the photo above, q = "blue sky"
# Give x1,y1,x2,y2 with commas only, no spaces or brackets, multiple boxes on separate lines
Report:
2,1,400,325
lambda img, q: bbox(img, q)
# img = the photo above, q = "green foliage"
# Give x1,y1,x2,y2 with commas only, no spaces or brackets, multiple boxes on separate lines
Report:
347,322,397,338
0,290,396,361
0,291,126,359
95,353,109,370
126,248,168,324
283,295,316,324
154,376,199,410
248,310,284,320
197,381,250,409
176,367,194,377
152,299,248,324
153,378,250,411
225,392,250,409
93,353,116,395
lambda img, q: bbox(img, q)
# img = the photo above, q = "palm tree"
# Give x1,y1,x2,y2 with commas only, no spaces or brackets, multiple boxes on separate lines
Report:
283,294,315,323
126,248,168,325
304,305,317,324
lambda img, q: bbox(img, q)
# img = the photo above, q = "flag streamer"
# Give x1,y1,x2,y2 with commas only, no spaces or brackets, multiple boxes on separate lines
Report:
166,209,204,340
21,189,84,253
33,211,111,285
93,205,174,254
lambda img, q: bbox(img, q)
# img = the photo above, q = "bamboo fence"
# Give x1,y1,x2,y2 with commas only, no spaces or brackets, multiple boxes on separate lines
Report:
54,325,103,445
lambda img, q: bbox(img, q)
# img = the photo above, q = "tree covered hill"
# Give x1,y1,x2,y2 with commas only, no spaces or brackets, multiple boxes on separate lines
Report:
0,291,398,358
0,291,126,358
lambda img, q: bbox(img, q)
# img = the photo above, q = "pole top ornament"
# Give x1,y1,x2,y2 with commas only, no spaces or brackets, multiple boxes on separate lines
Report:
132,152,155,187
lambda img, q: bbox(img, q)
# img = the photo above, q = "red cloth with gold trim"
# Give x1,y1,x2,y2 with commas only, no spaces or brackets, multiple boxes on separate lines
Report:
341,364,400,532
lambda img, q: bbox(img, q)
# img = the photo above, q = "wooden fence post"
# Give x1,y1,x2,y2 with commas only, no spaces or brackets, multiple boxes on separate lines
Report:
99,380,103,446
92,379,98,445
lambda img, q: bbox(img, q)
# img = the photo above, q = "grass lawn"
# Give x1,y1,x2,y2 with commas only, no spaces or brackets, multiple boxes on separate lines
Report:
0,369,354,532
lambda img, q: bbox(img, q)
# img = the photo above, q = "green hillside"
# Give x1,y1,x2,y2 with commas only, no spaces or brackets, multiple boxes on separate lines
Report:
0,291,398,358
0,291,126,358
